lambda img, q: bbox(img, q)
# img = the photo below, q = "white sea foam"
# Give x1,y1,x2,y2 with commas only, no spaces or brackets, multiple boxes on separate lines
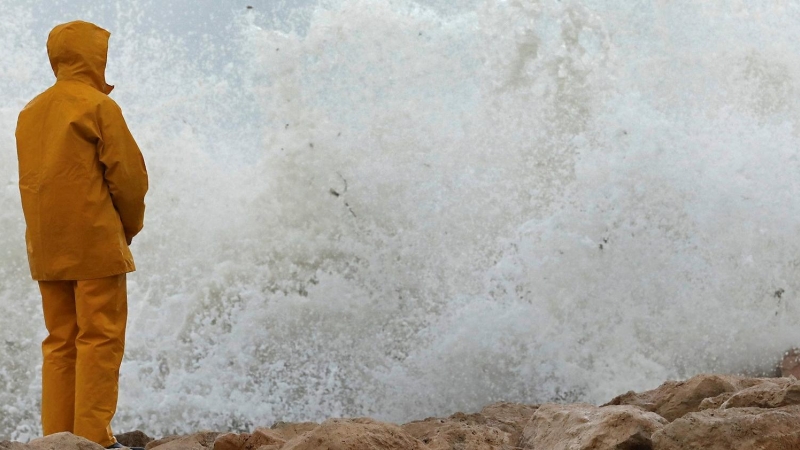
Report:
1,0,800,440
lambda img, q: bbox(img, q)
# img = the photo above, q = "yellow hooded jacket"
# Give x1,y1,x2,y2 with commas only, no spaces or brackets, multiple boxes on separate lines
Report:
16,21,148,281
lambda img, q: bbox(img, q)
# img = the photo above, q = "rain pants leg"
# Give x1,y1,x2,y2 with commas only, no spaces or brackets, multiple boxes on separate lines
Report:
39,274,127,447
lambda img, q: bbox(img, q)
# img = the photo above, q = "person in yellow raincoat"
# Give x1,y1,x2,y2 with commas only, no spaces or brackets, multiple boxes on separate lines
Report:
15,21,148,449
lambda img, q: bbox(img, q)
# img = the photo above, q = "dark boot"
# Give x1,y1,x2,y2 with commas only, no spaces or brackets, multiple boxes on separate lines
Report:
106,443,145,450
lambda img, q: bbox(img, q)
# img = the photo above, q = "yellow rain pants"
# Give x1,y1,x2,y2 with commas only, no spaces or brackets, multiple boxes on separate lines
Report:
39,274,127,448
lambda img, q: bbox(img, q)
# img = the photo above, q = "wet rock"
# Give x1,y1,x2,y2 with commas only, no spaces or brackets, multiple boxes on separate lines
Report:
281,418,426,450
27,433,104,450
116,431,154,448
604,374,763,421
521,403,667,450
403,415,510,449
145,431,219,450
651,405,800,449
719,378,800,409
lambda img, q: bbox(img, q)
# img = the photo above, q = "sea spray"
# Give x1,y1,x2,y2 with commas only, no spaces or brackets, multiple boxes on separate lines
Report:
1,0,800,441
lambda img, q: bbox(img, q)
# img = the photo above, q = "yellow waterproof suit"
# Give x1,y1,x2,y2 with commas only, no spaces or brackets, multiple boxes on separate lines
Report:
15,21,147,447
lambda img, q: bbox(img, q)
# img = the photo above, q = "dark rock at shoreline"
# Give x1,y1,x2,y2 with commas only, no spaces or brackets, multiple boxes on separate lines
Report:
116,430,154,448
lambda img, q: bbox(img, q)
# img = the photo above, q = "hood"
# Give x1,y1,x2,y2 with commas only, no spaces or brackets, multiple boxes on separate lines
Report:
47,21,114,95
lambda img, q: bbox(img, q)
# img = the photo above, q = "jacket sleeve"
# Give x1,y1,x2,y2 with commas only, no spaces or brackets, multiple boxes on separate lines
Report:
97,100,149,243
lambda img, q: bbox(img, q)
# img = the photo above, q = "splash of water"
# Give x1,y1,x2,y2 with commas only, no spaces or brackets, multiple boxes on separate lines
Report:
1,0,800,441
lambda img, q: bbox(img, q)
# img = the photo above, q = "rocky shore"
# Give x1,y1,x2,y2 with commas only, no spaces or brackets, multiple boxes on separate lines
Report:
6,372,800,450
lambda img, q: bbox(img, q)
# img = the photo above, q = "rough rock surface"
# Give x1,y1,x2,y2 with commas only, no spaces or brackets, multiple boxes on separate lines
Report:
651,405,800,450
478,402,539,443
0,441,30,450
117,430,154,448
521,403,667,450
403,416,510,450
719,378,800,409
696,392,735,411
268,422,318,441
280,418,426,450
146,431,220,450
212,433,250,450
603,374,764,421
214,427,286,450
26,433,104,450
401,401,539,449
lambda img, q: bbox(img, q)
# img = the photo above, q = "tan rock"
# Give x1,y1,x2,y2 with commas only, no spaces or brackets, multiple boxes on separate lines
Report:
402,419,509,450
402,402,538,449
145,436,181,450
268,422,318,441
213,433,250,450
478,402,539,444
280,418,426,450
117,431,154,448
521,403,667,450
697,392,735,411
604,374,763,421
720,378,800,409
145,431,219,450
214,428,286,450
0,441,30,450
651,405,800,449
26,433,104,450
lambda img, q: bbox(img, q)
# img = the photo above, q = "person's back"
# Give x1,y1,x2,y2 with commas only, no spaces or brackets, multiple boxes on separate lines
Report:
17,22,146,280
16,20,147,450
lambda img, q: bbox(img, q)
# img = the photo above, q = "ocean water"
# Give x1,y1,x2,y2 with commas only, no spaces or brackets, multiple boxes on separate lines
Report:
2,0,800,441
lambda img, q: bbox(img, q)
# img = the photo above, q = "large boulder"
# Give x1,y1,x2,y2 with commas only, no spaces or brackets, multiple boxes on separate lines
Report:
604,374,763,421
281,418,426,450
145,431,219,450
651,405,800,449
521,403,667,450
26,433,104,450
